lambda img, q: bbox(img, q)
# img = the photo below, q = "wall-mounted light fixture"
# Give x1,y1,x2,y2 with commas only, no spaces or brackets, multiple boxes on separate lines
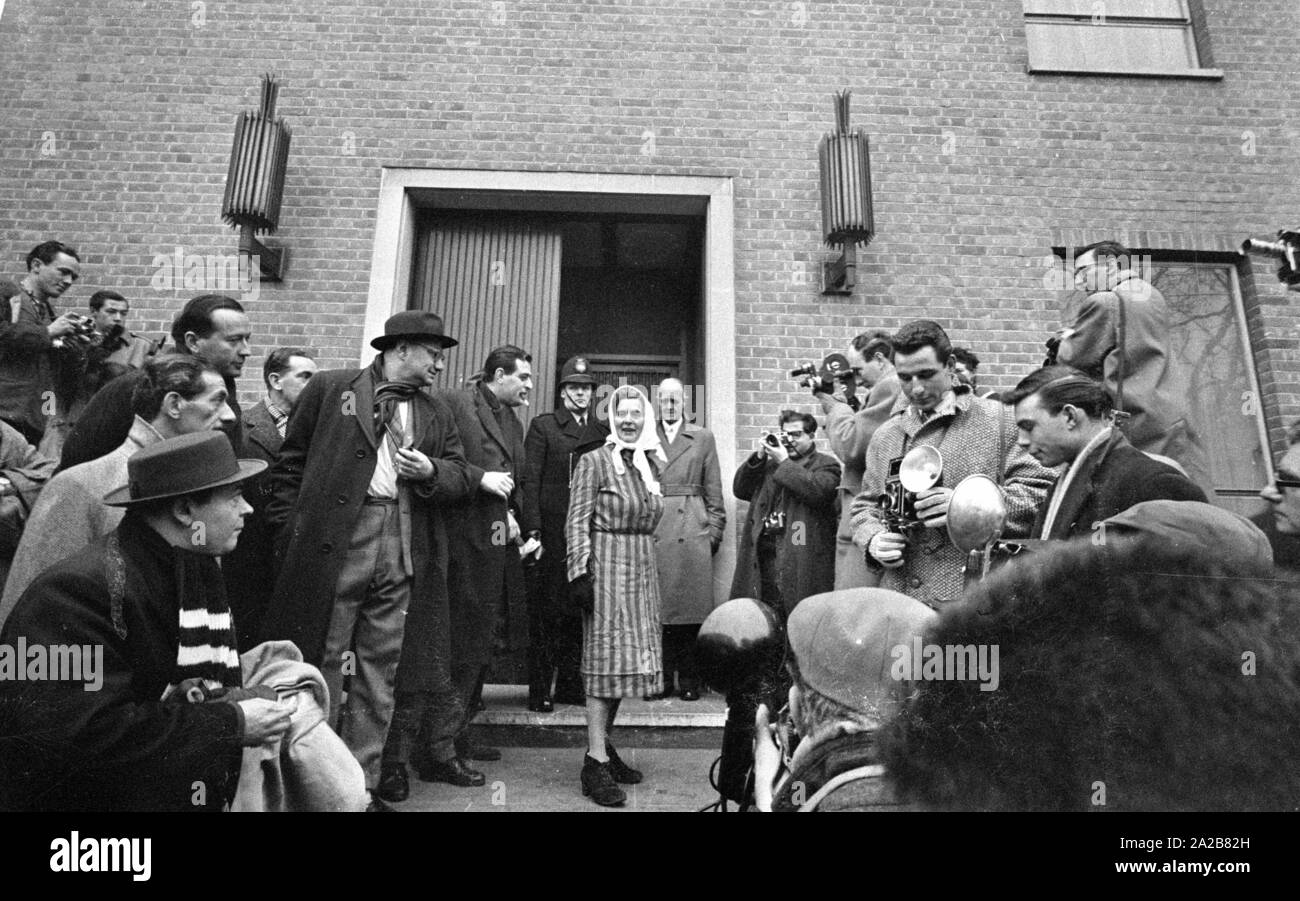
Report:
818,90,875,295
221,74,291,282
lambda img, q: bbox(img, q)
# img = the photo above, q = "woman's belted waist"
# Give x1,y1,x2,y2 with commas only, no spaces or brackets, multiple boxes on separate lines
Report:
660,485,703,497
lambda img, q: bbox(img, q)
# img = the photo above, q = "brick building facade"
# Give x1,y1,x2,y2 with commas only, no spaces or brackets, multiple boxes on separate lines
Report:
3,1,1299,583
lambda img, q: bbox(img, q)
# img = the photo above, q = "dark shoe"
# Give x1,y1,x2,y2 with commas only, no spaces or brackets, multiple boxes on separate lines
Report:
581,755,627,807
456,737,502,762
528,696,555,713
553,689,586,706
416,757,486,787
366,793,395,812
376,763,410,803
680,688,700,702
604,741,643,785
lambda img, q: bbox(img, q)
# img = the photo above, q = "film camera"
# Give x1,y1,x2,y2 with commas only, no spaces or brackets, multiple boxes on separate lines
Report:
762,430,797,454
1241,230,1300,291
51,313,100,350
790,353,859,408
878,445,943,535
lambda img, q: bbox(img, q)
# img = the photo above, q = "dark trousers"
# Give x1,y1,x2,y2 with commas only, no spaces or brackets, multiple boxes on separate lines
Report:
757,534,783,612
525,564,584,700
662,624,702,693
382,688,465,767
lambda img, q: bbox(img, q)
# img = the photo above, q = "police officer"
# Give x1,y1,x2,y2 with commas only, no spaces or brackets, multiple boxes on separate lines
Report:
520,356,610,711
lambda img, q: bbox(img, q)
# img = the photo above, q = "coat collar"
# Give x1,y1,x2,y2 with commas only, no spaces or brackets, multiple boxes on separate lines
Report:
474,383,515,462
1040,427,1121,539
656,419,694,465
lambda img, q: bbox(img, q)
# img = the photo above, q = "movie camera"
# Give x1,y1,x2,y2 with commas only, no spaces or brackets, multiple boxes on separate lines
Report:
790,353,859,407
1240,230,1300,291
878,445,943,535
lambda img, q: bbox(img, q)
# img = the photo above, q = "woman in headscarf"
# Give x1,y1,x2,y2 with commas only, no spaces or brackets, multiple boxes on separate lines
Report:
565,384,666,806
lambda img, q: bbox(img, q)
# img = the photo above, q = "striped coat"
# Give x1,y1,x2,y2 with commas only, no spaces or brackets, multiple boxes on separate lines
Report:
566,446,665,698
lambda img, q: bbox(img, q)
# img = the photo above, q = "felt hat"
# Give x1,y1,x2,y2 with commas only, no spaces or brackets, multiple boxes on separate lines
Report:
104,432,266,507
369,310,459,351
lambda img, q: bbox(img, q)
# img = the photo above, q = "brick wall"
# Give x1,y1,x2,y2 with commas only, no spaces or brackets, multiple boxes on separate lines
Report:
2,0,1298,453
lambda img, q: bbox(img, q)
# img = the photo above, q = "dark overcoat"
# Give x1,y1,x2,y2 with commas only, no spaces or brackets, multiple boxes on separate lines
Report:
434,383,527,669
223,399,281,650
653,422,726,624
0,515,243,811
261,365,471,694
730,450,841,615
519,405,610,610
1033,432,1207,540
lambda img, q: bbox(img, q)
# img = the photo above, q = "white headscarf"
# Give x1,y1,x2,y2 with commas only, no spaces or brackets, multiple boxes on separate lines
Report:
604,384,666,496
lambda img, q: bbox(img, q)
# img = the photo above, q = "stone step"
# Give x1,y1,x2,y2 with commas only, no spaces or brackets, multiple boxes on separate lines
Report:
477,683,727,730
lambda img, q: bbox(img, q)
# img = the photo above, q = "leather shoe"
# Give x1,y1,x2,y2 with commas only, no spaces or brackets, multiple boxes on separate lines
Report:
528,696,555,713
456,738,502,762
417,757,486,787
366,793,395,812
581,754,626,807
604,741,643,785
680,688,700,702
376,763,409,803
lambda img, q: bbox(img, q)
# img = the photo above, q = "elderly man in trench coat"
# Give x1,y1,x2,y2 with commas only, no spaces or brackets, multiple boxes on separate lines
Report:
261,311,472,809
650,378,725,700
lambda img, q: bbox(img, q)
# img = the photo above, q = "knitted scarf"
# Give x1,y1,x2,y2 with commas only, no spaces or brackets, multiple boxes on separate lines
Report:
370,355,418,451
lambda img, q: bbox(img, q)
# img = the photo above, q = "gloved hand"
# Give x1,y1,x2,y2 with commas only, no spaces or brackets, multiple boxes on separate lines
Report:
569,573,596,614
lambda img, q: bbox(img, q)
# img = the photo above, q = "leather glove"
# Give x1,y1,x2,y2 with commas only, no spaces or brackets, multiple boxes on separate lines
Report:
569,573,596,614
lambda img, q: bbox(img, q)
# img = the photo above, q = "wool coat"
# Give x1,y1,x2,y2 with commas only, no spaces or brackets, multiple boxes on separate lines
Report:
261,365,472,693
823,373,902,589
851,392,1057,607
431,383,527,671
0,514,245,811
730,449,841,615
519,405,610,610
1032,432,1207,540
652,421,726,625
0,420,56,591
1057,272,1212,493
223,399,283,650
1,416,161,625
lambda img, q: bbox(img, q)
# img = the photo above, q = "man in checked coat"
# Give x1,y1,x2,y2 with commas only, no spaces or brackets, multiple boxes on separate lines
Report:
851,320,1056,609
650,378,725,700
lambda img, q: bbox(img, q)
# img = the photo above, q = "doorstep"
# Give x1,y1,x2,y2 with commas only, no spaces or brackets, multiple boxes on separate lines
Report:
479,683,727,728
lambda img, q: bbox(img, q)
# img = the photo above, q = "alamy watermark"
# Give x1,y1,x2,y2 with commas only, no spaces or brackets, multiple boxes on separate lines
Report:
150,245,260,302
0,639,103,691
890,637,999,692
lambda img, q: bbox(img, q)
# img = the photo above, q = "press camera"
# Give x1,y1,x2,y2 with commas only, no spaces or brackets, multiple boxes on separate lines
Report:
51,313,100,350
878,445,943,535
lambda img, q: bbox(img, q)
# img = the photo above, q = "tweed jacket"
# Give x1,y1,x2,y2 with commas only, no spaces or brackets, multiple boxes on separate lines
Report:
1,416,162,625
850,391,1056,606
0,280,83,440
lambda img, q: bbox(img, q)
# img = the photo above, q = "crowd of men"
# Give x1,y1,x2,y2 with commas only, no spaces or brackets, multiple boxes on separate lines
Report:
1,237,1298,812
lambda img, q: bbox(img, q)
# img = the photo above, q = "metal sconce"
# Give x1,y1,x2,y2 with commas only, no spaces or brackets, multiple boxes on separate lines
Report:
221,74,291,282
817,90,875,295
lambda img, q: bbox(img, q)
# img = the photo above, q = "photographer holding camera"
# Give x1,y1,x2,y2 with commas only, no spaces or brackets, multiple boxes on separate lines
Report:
730,411,840,617
851,320,1055,608
799,331,901,590
0,241,89,446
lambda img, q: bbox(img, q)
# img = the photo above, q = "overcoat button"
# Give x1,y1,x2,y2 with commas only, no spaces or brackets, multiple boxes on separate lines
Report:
337,495,348,504
910,577,922,588
356,449,366,458
322,542,334,553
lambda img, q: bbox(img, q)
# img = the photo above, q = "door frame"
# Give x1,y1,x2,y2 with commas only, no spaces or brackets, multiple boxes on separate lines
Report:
363,168,737,606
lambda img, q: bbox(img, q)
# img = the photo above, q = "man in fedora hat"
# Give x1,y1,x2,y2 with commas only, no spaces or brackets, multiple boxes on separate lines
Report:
263,310,472,808
0,432,293,811
520,354,610,710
